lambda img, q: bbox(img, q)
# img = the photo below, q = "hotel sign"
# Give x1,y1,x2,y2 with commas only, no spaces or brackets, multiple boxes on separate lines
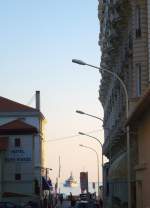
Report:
5,149,32,162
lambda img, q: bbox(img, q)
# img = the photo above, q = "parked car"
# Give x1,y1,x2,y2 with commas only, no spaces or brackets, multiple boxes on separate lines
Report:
79,194,88,201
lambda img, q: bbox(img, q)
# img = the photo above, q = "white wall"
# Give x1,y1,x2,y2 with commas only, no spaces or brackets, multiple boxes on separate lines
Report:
3,135,34,195
0,113,46,199
0,114,45,171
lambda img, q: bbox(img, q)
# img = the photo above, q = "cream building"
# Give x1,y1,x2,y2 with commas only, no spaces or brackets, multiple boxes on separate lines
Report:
127,89,150,208
0,91,47,205
98,0,150,207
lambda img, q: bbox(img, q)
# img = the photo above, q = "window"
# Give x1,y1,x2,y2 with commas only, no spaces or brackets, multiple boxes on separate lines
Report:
14,138,21,147
135,6,141,38
136,64,142,96
15,173,21,180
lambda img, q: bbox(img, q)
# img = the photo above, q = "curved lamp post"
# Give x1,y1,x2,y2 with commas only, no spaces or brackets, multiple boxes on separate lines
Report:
73,59,131,208
76,110,104,122
78,132,103,169
76,110,110,132
79,144,100,199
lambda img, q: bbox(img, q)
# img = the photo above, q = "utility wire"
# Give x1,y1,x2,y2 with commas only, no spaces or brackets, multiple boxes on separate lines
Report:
45,129,103,142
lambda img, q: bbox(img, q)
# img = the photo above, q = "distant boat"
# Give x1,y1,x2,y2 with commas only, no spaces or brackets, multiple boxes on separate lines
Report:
63,172,78,187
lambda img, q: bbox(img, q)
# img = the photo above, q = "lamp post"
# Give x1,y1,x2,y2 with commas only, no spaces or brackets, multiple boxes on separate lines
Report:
76,110,104,122
76,110,111,132
73,59,131,208
78,132,103,172
79,144,100,199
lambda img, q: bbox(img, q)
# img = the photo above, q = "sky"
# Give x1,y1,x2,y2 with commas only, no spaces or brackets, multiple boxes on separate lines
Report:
0,1,104,184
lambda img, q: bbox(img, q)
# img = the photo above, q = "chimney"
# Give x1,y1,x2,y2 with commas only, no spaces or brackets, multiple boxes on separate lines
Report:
36,91,40,111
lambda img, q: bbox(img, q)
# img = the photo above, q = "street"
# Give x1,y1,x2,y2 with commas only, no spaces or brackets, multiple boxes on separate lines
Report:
56,200,98,208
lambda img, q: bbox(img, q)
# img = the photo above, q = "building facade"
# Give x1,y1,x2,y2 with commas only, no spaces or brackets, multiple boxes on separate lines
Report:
127,89,150,208
98,0,150,207
0,91,47,205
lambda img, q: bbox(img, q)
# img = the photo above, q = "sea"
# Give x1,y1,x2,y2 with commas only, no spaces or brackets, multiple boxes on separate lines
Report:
59,182,100,196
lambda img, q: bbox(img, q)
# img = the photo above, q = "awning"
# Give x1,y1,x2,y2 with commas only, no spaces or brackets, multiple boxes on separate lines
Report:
42,177,51,190
108,152,127,180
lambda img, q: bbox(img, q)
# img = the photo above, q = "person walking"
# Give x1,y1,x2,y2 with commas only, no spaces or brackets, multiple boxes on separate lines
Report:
69,192,76,207
59,194,64,206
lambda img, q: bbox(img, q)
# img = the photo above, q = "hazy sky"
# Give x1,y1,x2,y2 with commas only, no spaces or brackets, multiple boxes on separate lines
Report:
0,1,104,183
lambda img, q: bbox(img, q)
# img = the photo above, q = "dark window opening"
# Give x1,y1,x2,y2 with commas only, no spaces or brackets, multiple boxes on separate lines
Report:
136,64,142,96
15,173,21,180
135,6,141,38
15,138,21,147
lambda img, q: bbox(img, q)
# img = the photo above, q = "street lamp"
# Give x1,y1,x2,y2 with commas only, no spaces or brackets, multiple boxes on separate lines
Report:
78,132,103,168
79,144,100,199
76,110,111,132
73,59,131,208
76,110,104,122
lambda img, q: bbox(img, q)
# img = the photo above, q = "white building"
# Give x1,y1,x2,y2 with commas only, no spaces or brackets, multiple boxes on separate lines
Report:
0,91,48,205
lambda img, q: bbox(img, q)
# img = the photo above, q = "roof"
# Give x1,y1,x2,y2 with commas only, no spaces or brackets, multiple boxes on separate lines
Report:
0,96,38,112
126,88,150,125
0,119,38,135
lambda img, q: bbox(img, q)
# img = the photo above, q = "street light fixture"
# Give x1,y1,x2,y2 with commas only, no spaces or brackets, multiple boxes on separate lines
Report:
79,132,103,186
73,59,131,208
76,110,110,132
76,110,104,122
79,144,100,199
78,132,103,159
72,59,86,65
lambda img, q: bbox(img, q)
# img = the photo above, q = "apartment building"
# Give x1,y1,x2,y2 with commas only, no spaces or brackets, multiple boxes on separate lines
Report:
98,0,150,207
0,91,48,205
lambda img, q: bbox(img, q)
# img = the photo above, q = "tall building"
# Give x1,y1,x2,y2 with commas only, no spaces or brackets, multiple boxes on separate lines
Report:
98,0,150,207
0,91,48,205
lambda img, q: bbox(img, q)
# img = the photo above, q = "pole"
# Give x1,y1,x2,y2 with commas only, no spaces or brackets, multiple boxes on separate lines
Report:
79,133,103,176
85,63,131,208
73,60,131,208
80,112,104,122
58,156,61,194
79,133,103,201
80,145,100,199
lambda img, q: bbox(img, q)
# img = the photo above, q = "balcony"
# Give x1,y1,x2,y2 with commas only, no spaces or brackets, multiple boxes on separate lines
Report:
103,124,125,156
